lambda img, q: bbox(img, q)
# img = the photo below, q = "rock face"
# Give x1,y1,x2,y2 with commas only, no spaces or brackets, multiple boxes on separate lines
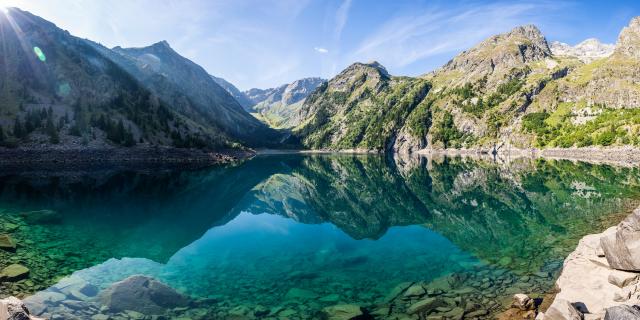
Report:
614,17,640,59
98,275,189,314
544,299,583,320
0,297,41,320
439,24,551,86
550,38,614,63
600,208,640,271
603,305,640,320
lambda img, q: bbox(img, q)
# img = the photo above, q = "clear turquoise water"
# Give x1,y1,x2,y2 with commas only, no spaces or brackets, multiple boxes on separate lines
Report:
1,154,640,319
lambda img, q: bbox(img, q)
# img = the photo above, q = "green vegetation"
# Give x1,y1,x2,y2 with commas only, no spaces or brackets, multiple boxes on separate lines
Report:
522,104,640,148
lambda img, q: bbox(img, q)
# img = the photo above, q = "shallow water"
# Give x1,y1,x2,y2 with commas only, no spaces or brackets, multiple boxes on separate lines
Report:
1,154,639,319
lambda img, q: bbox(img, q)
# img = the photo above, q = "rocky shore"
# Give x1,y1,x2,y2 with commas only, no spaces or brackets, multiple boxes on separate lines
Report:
532,207,640,320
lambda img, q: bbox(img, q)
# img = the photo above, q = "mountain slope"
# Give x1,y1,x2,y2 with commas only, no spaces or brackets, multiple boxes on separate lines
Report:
550,38,614,63
248,77,325,128
293,25,565,152
0,8,232,149
293,62,430,151
103,41,280,147
210,75,253,110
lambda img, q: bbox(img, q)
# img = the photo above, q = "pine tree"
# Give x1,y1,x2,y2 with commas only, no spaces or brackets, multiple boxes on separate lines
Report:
0,125,5,142
46,112,59,144
13,118,24,138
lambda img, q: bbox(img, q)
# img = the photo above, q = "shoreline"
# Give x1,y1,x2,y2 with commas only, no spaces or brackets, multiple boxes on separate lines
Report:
531,206,640,320
0,147,253,171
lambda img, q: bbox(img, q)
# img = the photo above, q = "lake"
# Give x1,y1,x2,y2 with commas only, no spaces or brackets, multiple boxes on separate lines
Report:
0,154,639,319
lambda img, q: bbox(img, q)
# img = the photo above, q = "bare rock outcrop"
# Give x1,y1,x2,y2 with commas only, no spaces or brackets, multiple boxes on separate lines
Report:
600,208,640,271
0,297,43,320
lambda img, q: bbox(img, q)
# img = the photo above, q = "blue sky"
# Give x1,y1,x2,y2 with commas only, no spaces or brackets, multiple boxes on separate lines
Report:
3,0,639,90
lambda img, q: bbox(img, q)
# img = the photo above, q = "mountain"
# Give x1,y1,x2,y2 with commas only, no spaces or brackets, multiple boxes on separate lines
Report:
210,76,253,110
104,41,280,147
292,25,561,152
248,77,325,128
0,8,280,151
293,17,640,152
293,62,430,151
0,8,229,149
550,38,614,63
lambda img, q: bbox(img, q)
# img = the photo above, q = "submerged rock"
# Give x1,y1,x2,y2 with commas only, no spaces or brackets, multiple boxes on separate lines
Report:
0,264,30,282
603,305,640,320
0,234,16,252
407,297,447,314
600,209,640,271
321,304,363,320
98,275,189,315
20,210,61,225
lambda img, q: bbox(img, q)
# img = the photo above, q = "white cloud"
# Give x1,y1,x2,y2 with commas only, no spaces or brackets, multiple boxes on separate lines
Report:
314,47,329,54
334,0,352,41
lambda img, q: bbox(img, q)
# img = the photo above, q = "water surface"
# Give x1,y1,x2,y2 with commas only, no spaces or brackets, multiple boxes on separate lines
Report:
0,154,638,319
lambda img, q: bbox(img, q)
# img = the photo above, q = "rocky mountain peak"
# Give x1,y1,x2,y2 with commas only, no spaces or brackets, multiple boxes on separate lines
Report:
329,61,391,92
614,16,640,59
438,24,550,85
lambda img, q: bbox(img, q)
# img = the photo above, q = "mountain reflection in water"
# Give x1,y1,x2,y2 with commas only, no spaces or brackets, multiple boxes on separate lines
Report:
0,154,638,319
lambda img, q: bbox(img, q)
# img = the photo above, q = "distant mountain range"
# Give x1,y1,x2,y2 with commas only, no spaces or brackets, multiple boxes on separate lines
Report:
213,77,326,128
1,7,639,154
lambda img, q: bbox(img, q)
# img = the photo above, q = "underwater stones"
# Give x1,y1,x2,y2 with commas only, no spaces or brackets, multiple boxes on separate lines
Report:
513,294,535,311
321,304,363,320
407,297,447,315
544,299,583,320
600,209,640,271
403,284,427,298
0,265,30,282
284,288,318,301
319,293,341,303
19,210,61,225
0,235,16,252
98,275,189,315
608,270,639,288
603,305,640,320
384,282,414,302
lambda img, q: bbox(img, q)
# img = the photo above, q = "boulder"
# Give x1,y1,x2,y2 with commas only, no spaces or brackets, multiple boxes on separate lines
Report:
98,275,189,315
0,234,16,252
608,270,639,288
545,299,583,320
603,305,640,320
403,284,427,298
0,264,30,282
513,294,535,311
321,304,363,320
0,296,42,320
600,209,640,271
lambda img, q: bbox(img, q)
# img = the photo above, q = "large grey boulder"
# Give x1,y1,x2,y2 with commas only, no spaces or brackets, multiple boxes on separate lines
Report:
98,275,189,315
601,209,640,271
603,305,640,320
